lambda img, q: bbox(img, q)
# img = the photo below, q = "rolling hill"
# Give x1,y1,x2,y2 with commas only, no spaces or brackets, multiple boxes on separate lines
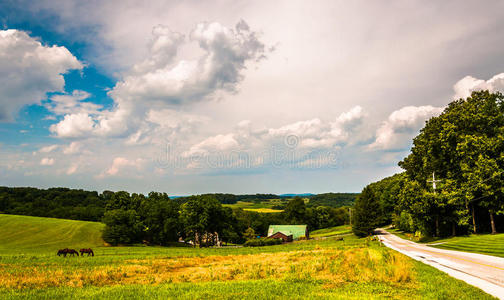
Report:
0,214,105,254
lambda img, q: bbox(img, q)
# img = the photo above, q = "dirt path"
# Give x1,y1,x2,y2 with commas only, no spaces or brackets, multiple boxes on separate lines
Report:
376,228,504,299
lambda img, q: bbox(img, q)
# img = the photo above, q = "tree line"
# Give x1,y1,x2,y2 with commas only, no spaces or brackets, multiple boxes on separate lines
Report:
353,91,504,237
102,195,350,246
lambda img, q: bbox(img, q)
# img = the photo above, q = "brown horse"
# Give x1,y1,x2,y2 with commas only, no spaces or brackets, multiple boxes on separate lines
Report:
57,248,79,257
79,248,94,256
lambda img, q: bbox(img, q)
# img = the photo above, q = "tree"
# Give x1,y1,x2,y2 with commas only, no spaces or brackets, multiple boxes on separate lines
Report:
102,209,143,245
284,197,307,224
138,192,180,245
400,91,504,235
352,186,381,237
179,195,229,247
243,227,256,240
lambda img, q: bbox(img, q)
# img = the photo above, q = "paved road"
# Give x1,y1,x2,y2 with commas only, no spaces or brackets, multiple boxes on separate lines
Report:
376,229,504,299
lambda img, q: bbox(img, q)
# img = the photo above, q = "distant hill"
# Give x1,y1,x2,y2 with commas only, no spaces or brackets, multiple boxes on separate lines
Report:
307,193,358,208
279,193,315,198
0,214,105,253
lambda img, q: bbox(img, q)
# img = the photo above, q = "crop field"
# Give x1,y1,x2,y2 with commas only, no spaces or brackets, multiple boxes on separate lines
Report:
0,214,494,299
223,200,285,213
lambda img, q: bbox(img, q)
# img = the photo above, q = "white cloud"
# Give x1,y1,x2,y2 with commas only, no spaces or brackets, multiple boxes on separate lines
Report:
101,157,145,177
369,105,444,150
110,20,265,105
38,145,58,153
182,106,365,166
46,90,102,116
40,157,55,166
66,163,78,175
0,29,82,121
49,20,266,140
63,142,82,155
49,113,95,138
184,133,239,156
453,73,504,100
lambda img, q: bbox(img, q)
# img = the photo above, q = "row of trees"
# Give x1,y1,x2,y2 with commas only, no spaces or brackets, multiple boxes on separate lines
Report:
353,91,504,237
0,187,106,221
102,194,350,246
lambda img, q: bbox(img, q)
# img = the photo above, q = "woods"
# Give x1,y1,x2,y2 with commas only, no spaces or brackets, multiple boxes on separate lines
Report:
353,91,504,237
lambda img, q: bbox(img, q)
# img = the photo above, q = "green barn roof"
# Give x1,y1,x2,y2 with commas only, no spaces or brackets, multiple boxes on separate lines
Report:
268,225,307,240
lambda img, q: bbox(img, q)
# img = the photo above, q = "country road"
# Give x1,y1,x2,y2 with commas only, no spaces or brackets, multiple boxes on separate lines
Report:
376,229,504,299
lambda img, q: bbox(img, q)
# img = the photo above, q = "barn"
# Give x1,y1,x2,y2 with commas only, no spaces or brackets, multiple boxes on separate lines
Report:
268,231,293,242
267,225,309,241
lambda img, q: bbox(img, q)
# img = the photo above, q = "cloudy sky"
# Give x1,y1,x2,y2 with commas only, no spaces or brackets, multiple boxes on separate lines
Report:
1,1,504,195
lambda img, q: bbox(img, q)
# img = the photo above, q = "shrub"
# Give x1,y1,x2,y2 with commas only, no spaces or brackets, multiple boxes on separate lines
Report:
244,238,282,247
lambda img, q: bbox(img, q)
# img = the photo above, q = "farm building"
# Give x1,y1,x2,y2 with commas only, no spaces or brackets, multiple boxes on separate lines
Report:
267,225,309,240
268,231,293,242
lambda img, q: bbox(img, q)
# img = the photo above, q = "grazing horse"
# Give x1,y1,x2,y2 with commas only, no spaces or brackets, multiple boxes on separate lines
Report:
57,248,79,257
79,248,94,256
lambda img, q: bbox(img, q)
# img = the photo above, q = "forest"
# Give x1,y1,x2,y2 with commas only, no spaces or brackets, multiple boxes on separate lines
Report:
353,91,504,237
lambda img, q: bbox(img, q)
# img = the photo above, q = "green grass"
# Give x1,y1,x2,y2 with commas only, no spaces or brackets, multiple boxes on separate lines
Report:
0,214,495,299
0,214,105,254
427,233,504,258
310,225,352,238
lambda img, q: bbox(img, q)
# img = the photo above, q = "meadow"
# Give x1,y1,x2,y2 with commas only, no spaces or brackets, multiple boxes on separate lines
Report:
310,225,352,238
427,233,504,258
0,214,494,299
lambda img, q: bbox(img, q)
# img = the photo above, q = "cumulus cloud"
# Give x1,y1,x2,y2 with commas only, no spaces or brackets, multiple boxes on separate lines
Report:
111,20,265,104
40,157,55,166
0,29,82,121
369,105,444,150
100,157,145,177
453,73,504,100
49,20,266,139
182,106,365,166
49,113,95,138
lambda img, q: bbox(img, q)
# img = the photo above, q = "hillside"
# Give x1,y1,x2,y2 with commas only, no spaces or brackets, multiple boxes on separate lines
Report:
0,214,105,253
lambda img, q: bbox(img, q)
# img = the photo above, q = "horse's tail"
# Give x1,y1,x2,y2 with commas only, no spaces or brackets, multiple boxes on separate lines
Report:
91,249,94,256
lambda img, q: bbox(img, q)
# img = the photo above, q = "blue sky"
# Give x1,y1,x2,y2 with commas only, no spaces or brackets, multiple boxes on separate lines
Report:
1,1,504,195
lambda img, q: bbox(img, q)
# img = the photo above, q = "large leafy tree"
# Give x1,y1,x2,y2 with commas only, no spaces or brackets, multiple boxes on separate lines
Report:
400,91,504,234
138,192,180,245
179,195,230,247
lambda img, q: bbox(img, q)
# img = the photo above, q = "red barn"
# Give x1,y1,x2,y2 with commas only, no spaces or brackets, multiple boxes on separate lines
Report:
268,231,293,243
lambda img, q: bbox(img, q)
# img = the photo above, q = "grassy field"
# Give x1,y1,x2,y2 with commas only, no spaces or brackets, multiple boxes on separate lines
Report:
0,214,494,299
310,225,352,238
0,214,105,254
427,233,504,258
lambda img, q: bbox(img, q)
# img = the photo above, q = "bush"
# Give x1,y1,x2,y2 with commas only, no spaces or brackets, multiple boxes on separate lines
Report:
244,238,283,247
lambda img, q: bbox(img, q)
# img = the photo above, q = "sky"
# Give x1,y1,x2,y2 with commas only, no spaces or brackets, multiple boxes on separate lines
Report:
1,0,504,195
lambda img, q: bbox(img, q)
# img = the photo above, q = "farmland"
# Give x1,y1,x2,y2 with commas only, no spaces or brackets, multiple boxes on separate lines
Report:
0,214,493,299
223,200,286,212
